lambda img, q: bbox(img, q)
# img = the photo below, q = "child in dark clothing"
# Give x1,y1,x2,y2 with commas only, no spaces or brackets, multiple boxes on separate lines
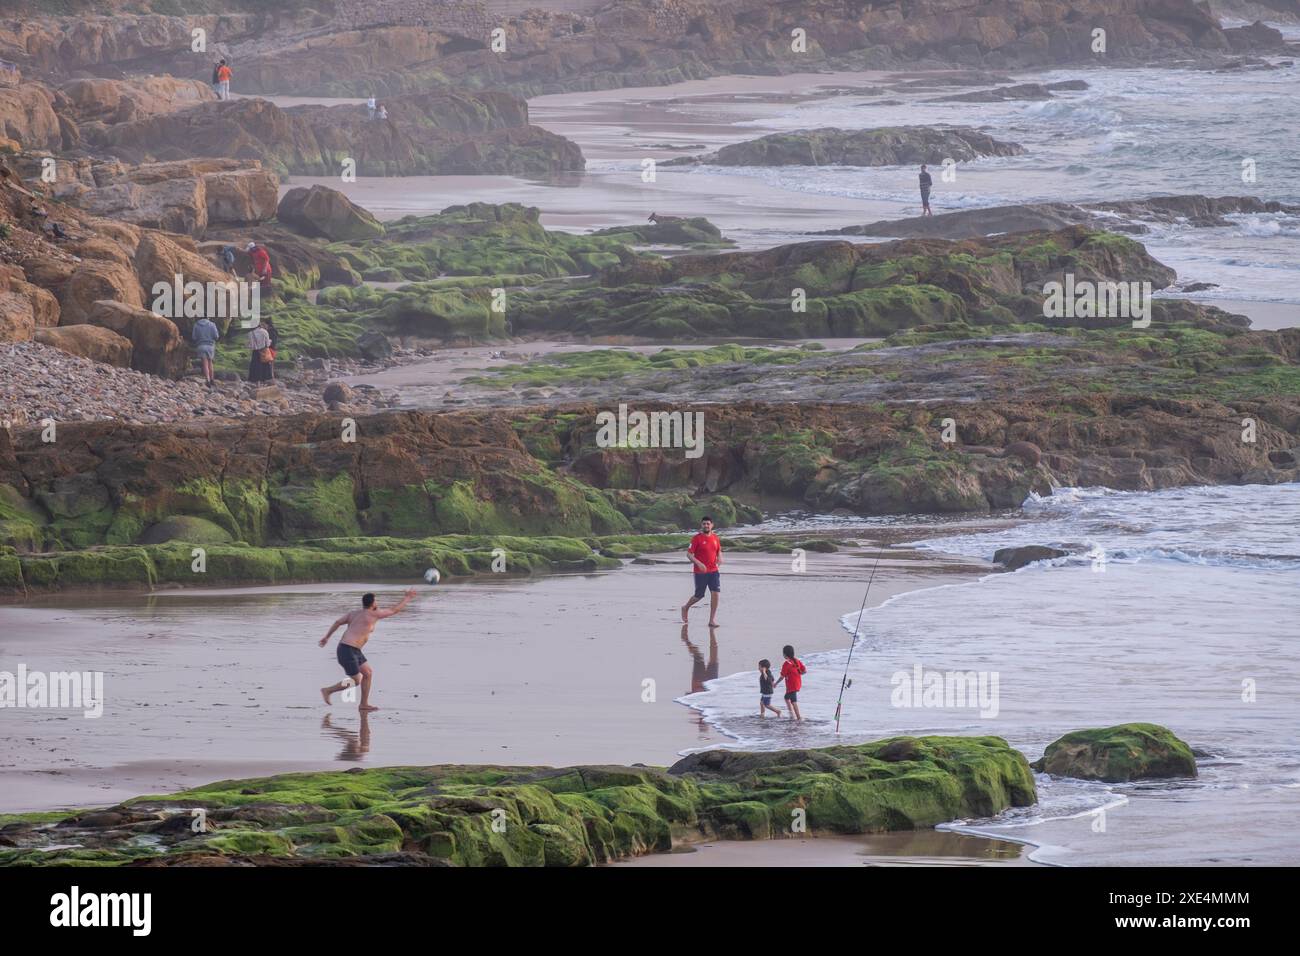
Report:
758,659,783,717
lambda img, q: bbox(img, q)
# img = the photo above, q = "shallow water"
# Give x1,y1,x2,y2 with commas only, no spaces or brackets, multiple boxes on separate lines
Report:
680,483,1300,865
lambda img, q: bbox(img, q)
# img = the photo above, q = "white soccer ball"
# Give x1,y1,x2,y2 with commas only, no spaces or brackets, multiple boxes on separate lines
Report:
424,568,441,584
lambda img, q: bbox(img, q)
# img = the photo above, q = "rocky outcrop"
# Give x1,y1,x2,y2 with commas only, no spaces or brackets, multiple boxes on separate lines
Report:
2,2,1289,105
64,159,280,236
1032,723,1198,781
87,92,584,178
71,299,187,378
34,324,132,367
3,379,1298,560
0,83,63,151
592,216,730,247
829,195,1300,240
993,545,1069,570
277,184,385,242
0,263,58,342
132,232,241,336
508,226,1200,339
666,126,1025,167
0,735,1035,865
935,80,1091,102
59,76,214,128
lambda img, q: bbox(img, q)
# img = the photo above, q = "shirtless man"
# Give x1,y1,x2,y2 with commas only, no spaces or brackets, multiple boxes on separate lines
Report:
319,589,416,711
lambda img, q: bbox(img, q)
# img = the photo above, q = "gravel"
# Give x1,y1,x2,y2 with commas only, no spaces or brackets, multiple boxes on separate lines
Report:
0,342,399,427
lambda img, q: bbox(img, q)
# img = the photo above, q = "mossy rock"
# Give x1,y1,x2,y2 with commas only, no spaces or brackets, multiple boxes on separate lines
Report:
0,736,1037,866
1031,723,1197,782
139,516,235,546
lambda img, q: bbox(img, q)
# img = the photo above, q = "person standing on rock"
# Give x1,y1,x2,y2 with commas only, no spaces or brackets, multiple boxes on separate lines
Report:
216,60,232,101
378,104,389,121
246,241,273,297
319,590,418,712
211,61,222,98
367,95,377,120
919,164,934,217
247,320,273,383
218,244,237,275
680,515,722,627
192,315,220,388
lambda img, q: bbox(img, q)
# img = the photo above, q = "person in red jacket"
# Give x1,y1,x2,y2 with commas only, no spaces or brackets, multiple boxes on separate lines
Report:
681,515,722,627
774,644,806,721
246,241,273,297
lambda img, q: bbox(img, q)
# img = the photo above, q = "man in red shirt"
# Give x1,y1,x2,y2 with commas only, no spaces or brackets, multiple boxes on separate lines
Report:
681,515,722,627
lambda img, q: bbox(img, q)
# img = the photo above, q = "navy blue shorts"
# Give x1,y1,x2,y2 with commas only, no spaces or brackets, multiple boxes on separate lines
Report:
337,643,367,677
760,695,772,706
693,571,720,599
784,691,798,702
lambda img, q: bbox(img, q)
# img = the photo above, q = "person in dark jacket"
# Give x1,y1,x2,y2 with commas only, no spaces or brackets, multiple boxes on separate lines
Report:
919,164,934,217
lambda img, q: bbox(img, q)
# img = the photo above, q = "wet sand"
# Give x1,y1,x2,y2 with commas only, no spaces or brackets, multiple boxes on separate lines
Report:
1198,298,1300,331
271,72,915,242
616,830,1037,867
0,544,984,814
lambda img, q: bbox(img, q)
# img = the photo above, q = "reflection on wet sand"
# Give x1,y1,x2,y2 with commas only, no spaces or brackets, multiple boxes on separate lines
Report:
322,712,371,762
680,624,718,694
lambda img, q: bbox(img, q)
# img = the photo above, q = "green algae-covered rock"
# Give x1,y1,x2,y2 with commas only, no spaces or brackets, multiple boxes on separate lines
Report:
138,515,234,546
0,737,1035,867
1031,723,1197,782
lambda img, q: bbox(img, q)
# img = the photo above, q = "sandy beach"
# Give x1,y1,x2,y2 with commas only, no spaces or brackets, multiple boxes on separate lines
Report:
0,540,986,815
616,829,1037,867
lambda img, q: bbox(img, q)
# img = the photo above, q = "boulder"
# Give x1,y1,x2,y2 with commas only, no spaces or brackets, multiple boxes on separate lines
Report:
79,300,187,378
203,167,279,225
0,85,62,150
0,290,35,343
77,176,208,236
133,232,242,336
56,260,144,325
992,545,1068,570
323,382,355,404
277,185,385,241
139,515,233,545
356,329,392,361
34,325,133,367
667,126,1025,167
1001,441,1043,466
1031,723,1198,782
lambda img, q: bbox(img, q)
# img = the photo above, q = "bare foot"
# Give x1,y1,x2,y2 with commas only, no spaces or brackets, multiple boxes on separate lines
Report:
359,704,380,712
680,604,689,623
320,687,332,705
708,620,719,628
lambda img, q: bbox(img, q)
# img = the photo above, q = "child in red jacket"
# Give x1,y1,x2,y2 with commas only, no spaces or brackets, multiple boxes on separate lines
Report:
774,644,806,721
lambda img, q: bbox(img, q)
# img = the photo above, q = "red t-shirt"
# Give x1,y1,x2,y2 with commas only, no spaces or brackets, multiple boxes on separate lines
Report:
780,658,805,692
249,246,272,278
688,532,721,573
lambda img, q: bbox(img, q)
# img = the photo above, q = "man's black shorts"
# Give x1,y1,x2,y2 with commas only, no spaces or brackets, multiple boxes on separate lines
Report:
337,642,367,677
693,570,721,599
784,691,798,702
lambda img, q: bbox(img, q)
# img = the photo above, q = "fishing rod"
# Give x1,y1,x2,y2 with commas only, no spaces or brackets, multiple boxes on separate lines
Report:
833,539,886,733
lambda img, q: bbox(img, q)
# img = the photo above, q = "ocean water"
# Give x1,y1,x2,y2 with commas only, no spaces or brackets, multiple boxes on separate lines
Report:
650,59,1300,303
679,483,1300,865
